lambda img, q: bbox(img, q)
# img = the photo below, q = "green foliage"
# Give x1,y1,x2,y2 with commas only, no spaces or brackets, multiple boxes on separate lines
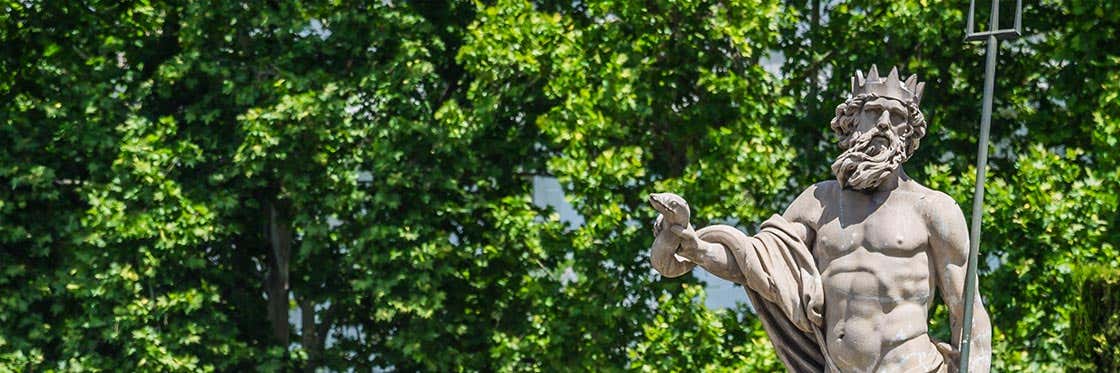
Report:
628,285,782,372
1,0,1118,371
1068,265,1120,372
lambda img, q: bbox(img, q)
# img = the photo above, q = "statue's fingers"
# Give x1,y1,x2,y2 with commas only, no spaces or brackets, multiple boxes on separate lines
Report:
669,224,684,235
672,253,694,264
669,224,694,239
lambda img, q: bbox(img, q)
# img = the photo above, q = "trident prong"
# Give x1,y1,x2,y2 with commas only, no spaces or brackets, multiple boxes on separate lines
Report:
965,0,1023,41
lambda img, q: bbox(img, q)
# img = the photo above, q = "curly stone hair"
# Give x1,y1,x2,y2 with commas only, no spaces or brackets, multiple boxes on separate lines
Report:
829,93,927,161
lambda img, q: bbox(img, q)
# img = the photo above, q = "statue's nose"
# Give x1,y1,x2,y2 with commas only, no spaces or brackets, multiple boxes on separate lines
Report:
877,111,892,130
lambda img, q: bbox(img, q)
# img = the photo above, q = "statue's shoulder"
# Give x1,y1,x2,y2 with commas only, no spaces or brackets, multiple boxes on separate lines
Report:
798,180,841,203
910,182,958,205
783,180,838,223
786,180,836,205
810,180,841,194
905,181,964,221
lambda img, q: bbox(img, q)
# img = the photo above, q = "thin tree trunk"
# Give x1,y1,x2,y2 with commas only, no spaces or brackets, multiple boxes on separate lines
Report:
300,298,320,370
809,0,821,110
267,199,292,347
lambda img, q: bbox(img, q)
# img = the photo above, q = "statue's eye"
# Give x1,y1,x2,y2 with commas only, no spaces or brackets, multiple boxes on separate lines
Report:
891,110,905,123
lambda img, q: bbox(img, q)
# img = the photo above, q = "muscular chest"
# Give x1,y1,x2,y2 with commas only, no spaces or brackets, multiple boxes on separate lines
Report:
813,199,929,261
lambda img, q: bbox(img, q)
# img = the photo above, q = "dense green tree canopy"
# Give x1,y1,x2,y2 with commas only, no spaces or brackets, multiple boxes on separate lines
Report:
1,0,1116,371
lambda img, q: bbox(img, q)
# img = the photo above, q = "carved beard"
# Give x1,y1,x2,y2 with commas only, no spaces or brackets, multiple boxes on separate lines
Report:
831,127,907,191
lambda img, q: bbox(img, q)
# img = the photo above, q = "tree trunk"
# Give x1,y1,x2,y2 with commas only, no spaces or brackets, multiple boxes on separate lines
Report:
809,0,821,110
300,298,319,370
266,199,292,347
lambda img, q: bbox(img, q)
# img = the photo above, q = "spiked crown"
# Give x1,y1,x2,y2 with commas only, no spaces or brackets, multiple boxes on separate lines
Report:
850,65,925,105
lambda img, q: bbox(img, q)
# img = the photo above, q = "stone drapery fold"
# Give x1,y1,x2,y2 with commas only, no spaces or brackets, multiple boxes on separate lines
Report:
698,214,829,373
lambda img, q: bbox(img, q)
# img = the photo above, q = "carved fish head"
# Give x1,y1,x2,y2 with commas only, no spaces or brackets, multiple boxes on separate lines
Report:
648,192,690,225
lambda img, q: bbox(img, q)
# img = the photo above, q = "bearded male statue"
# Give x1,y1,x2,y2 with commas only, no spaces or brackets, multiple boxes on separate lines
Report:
648,66,991,372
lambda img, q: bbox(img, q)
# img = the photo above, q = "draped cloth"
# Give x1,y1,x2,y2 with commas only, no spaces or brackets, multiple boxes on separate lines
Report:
697,214,832,373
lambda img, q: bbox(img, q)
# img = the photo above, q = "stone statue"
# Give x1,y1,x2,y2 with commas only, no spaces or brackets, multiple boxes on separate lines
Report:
648,66,991,373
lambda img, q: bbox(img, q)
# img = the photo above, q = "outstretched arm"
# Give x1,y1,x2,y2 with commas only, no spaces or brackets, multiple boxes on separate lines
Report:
927,194,992,373
670,185,821,286
672,225,748,284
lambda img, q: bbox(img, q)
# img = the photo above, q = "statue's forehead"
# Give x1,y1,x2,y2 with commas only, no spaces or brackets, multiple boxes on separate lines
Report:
861,97,907,111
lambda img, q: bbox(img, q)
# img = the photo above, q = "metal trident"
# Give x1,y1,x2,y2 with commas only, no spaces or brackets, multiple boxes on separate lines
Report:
960,0,1022,371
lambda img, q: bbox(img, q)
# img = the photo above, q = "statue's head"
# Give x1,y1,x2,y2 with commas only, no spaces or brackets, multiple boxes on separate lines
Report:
830,65,927,190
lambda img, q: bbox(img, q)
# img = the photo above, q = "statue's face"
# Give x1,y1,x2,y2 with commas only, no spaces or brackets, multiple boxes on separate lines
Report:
854,98,910,151
831,97,912,190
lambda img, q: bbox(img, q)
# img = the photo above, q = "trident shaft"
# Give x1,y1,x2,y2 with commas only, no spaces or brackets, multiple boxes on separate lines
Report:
960,0,1021,371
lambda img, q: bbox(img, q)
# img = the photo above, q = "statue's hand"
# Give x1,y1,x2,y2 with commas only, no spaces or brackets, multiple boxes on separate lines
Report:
669,224,701,260
648,192,698,274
